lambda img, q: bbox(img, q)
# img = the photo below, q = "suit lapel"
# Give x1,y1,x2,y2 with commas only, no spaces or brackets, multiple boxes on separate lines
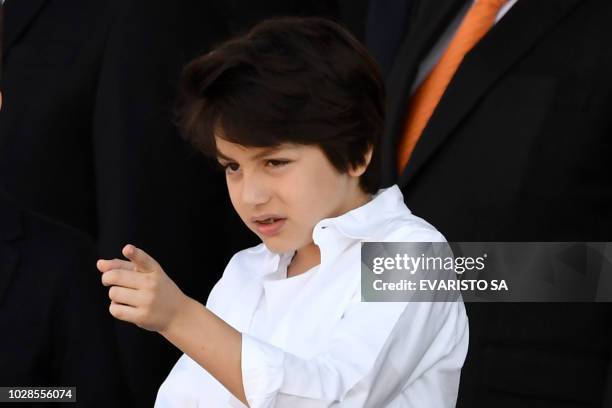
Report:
382,0,466,185
2,0,47,56
395,0,583,188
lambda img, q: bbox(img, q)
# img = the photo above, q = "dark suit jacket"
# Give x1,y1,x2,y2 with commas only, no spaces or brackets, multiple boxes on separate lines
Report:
383,0,612,406
0,0,242,405
0,193,127,407
0,1,349,405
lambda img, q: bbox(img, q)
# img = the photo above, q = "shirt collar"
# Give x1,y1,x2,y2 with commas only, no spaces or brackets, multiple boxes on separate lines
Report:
263,184,408,274
313,184,408,241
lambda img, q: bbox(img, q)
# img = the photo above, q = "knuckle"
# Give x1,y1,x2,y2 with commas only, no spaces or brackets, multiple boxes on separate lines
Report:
143,292,155,308
109,303,121,319
142,274,154,287
146,275,159,291
136,309,148,325
101,271,112,286
108,286,117,299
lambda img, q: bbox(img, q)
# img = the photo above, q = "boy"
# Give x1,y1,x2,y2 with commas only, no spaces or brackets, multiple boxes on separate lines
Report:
98,17,468,407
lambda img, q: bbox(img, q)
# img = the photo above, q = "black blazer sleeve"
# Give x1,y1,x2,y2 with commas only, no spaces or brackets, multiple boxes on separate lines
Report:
90,1,237,404
0,196,128,407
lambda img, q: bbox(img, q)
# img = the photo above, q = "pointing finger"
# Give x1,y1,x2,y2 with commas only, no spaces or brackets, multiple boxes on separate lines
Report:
122,244,159,272
97,258,136,273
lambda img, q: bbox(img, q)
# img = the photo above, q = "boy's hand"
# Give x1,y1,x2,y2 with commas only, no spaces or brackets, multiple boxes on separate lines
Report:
97,244,189,332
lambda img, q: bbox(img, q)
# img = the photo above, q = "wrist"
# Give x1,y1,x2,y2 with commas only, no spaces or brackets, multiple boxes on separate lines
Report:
160,294,201,338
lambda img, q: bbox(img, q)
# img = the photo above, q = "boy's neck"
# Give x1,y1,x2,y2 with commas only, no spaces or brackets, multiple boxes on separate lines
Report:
338,188,373,218
287,243,320,278
286,189,373,279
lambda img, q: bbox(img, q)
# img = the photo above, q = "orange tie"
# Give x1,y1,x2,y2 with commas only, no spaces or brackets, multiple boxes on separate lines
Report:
397,0,509,173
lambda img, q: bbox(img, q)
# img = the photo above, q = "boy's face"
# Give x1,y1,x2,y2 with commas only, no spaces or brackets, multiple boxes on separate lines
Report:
215,136,369,254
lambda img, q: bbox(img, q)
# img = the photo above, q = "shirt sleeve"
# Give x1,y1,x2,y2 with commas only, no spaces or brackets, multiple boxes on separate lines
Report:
240,295,468,407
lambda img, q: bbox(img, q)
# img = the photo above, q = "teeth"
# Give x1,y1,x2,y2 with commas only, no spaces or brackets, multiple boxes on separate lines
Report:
261,218,275,224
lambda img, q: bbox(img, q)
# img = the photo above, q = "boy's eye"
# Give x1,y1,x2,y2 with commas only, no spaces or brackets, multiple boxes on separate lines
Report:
266,159,290,168
221,162,240,173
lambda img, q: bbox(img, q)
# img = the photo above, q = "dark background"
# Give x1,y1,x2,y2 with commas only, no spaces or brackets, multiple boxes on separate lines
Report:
1,0,611,407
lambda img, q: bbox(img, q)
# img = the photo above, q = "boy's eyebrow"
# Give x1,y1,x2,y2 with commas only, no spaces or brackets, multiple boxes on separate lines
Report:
216,145,291,162
215,150,233,161
250,146,286,160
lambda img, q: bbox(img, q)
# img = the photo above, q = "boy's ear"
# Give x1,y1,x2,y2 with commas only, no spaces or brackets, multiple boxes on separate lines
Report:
349,145,373,177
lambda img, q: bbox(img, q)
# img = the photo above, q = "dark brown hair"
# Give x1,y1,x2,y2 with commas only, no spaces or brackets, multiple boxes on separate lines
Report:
178,16,384,194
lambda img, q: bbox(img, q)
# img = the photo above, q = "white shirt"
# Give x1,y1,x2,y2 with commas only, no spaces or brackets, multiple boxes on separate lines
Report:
155,185,469,407
412,0,519,92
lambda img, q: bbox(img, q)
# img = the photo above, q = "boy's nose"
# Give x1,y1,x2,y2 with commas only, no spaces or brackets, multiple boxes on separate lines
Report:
240,176,271,206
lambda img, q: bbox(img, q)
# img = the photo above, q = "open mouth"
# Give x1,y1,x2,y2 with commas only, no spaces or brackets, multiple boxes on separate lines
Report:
253,217,287,236
257,217,279,224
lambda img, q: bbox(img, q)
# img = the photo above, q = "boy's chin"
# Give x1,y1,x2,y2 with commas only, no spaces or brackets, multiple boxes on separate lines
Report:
261,238,296,255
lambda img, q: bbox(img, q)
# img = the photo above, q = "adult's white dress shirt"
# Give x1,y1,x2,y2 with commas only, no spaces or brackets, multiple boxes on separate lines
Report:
155,185,469,407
